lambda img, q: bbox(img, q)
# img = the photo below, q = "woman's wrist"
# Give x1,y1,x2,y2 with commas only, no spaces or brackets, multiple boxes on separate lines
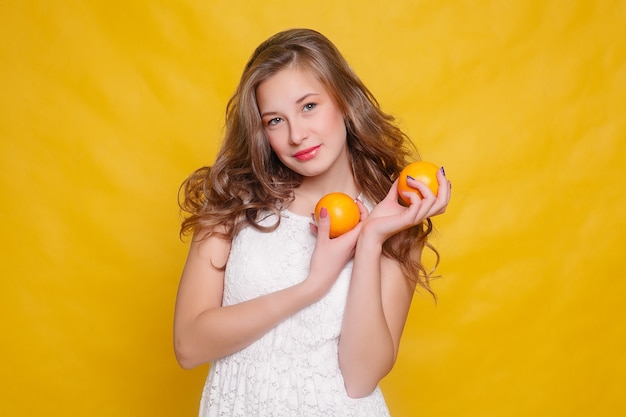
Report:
298,274,331,303
357,221,387,250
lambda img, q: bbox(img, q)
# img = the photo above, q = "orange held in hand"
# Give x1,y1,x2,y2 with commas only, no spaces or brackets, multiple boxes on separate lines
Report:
397,161,440,205
314,192,360,238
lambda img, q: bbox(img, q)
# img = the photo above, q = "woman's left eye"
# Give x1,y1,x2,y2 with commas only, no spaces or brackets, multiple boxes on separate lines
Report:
303,103,316,112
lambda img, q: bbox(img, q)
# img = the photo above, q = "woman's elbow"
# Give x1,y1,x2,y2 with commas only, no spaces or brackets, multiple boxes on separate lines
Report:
174,336,206,370
341,357,395,398
344,381,379,399
175,354,197,370
174,343,196,370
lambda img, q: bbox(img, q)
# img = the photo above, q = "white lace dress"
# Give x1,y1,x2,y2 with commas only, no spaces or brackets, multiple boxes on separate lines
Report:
198,207,391,417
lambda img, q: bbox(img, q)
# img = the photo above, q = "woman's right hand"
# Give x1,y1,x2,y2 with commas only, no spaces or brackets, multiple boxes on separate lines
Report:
305,202,368,299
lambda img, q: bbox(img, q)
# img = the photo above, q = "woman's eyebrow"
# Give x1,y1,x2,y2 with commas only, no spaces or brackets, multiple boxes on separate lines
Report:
295,92,320,104
260,93,321,118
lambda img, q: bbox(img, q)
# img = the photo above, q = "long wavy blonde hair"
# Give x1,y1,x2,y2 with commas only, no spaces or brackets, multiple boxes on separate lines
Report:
179,28,437,293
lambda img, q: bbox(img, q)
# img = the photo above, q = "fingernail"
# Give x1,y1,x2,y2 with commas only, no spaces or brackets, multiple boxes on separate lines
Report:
440,166,446,176
406,175,415,181
320,207,328,218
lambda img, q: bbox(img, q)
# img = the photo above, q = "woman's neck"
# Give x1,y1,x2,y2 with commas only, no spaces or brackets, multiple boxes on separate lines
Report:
289,166,360,216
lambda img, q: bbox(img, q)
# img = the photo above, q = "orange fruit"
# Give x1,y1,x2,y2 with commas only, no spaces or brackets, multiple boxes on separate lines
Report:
397,161,440,205
314,192,360,238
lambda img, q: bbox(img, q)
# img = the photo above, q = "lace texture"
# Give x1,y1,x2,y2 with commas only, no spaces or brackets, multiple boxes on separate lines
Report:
199,209,390,417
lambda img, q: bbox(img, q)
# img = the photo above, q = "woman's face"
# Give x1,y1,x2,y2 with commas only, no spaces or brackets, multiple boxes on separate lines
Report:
256,66,350,179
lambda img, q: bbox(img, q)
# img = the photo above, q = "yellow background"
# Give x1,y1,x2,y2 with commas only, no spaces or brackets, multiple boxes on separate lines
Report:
1,1,624,416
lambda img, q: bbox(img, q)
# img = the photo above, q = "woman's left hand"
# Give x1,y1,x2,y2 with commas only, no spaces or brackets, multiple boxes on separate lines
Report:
364,167,451,242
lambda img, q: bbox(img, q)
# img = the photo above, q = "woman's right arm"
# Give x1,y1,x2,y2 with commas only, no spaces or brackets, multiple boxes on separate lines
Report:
173,231,314,369
173,216,356,369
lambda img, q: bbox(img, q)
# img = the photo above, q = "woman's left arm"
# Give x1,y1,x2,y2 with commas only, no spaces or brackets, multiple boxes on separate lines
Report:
338,169,450,398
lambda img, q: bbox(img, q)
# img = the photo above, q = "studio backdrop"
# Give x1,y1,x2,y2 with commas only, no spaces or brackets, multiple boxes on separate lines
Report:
1,1,624,416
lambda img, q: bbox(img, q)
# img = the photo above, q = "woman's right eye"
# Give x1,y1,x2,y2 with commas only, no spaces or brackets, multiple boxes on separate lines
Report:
267,117,282,126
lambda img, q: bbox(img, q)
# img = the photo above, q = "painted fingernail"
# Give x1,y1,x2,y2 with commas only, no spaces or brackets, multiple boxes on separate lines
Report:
440,166,446,176
406,175,415,181
320,207,328,218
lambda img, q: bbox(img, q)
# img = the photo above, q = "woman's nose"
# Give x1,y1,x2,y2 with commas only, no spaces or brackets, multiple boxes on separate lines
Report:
288,120,308,145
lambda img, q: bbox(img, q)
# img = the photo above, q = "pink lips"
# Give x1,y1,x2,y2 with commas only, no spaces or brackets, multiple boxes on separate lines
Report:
293,145,321,161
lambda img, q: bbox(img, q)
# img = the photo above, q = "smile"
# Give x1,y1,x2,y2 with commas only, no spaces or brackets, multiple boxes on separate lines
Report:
293,145,321,161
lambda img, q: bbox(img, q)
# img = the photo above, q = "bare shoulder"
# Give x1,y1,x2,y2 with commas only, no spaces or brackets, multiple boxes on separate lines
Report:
187,226,231,269
175,227,232,319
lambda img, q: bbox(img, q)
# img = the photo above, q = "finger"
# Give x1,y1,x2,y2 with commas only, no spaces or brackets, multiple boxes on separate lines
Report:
404,177,436,201
431,167,451,214
406,168,450,218
355,198,369,222
388,178,400,194
400,188,423,208
403,179,442,221
436,167,451,201
384,179,405,206
315,206,332,239
400,189,432,222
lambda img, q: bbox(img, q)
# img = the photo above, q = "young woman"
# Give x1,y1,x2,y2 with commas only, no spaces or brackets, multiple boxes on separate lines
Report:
174,28,451,416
